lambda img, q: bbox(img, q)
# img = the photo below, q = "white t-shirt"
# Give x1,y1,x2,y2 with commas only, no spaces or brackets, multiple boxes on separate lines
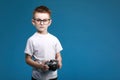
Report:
24,32,63,80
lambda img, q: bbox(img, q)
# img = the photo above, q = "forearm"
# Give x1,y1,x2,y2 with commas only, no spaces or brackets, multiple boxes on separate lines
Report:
25,54,42,69
56,53,62,62
55,53,62,68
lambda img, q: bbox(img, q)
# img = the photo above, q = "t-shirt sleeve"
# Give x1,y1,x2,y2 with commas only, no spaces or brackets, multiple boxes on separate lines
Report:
55,38,63,53
24,39,34,56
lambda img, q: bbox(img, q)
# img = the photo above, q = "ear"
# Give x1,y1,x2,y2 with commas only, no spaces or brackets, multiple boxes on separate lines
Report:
32,19,35,26
48,19,52,26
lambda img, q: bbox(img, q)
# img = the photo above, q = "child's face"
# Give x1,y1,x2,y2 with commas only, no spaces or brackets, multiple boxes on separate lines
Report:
32,12,51,34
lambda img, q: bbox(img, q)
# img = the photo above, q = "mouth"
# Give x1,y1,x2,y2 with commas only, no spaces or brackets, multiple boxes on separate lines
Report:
39,27,44,28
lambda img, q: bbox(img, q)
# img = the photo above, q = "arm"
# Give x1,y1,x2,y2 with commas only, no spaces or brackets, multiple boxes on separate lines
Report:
25,54,49,71
55,52,62,69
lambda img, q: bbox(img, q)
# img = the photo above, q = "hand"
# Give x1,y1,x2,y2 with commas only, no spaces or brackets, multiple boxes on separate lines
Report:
40,61,49,71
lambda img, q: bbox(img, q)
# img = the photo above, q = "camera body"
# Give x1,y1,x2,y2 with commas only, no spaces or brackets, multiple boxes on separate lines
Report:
45,60,58,71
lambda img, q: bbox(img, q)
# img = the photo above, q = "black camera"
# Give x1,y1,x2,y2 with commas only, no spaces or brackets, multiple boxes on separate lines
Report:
45,60,58,71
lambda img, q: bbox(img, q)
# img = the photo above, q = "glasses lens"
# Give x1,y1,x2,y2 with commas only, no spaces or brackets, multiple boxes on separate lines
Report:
43,19,50,24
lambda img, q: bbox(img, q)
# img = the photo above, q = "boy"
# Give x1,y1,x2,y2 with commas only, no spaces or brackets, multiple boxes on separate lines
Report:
24,5,63,80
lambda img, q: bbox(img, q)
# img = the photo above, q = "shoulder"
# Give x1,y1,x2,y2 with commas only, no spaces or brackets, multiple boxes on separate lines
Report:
48,33,58,40
48,33,61,44
27,33,38,42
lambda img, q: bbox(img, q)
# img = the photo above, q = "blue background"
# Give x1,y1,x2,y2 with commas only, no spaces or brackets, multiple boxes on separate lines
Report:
0,0,120,80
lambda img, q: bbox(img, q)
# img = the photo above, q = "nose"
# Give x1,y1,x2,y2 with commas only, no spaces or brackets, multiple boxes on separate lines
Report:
40,21,44,25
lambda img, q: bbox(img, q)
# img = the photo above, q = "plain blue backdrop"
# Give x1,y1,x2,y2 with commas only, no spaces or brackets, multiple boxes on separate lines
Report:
0,0,120,80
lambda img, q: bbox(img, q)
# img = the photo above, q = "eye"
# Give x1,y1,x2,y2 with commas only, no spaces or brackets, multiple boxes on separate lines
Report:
43,19,48,22
36,19,41,22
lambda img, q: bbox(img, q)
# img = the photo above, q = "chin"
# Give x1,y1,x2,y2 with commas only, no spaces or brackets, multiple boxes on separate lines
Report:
37,30,45,33
38,29,45,32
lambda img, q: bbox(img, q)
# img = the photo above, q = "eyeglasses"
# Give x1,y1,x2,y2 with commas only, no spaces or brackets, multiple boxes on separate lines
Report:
33,18,51,25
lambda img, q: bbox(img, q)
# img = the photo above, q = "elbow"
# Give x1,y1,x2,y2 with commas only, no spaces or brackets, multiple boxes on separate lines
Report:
25,54,32,65
25,58,29,64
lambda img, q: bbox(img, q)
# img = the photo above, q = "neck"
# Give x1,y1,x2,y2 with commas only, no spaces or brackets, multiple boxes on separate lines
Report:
37,31,48,35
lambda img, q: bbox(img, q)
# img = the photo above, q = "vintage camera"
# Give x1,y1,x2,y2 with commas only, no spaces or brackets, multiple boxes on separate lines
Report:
45,60,58,71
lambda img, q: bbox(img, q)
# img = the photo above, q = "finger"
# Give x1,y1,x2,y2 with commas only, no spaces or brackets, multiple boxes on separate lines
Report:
45,65,49,69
